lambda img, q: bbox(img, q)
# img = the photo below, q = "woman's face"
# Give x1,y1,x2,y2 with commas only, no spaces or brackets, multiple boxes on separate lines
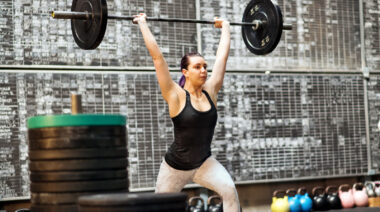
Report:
183,56,208,86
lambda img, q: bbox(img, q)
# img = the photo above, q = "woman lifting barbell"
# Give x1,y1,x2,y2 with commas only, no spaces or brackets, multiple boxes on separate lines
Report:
133,13,240,212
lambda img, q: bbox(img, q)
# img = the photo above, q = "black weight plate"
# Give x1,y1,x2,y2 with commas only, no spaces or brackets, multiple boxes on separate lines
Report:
28,126,126,140
80,208,185,212
29,147,127,160
32,192,94,204
31,179,128,192
30,169,127,182
29,158,127,171
78,192,187,206
15,209,30,212
242,0,283,55
31,190,126,205
29,137,126,150
78,202,186,212
31,204,77,212
274,4,284,52
71,0,107,49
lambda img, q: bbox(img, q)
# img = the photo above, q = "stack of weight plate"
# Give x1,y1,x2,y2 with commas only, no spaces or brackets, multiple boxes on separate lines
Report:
27,114,128,212
77,192,188,212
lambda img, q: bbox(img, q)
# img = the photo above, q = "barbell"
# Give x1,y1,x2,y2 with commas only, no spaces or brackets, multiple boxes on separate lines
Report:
51,0,292,55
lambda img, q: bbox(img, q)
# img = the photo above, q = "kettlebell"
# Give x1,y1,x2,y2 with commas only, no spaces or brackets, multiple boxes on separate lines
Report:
365,181,376,197
325,186,341,209
297,187,312,212
286,188,301,212
207,195,223,212
312,186,328,211
188,196,205,212
338,184,354,208
353,183,369,207
271,190,289,212
374,181,380,196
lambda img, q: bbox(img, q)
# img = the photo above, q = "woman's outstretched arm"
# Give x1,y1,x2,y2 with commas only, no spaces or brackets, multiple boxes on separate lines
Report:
204,18,231,98
134,14,178,102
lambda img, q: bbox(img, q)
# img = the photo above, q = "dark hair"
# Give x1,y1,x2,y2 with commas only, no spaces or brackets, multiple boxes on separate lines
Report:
179,52,204,88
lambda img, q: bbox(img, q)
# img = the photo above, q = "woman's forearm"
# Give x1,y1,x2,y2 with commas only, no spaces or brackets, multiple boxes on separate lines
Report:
216,22,231,59
138,21,164,60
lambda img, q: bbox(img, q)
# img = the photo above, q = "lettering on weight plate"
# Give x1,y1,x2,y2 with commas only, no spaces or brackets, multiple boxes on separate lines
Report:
261,36,270,47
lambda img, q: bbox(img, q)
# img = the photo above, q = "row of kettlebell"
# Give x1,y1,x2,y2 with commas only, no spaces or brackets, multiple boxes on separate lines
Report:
271,183,370,212
364,181,380,197
187,195,223,212
271,188,313,212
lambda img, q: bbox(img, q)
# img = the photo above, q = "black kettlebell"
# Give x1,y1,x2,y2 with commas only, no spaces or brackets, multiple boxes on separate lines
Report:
207,195,223,212
188,196,205,212
312,186,328,211
325,185,342,209
365,181,376,197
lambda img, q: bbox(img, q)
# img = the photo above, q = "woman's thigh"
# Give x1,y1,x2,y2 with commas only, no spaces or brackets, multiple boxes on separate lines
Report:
192,157,236,195
155,159,195,193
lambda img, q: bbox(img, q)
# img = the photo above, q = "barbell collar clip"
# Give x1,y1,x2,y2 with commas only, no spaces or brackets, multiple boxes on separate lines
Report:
283,24,292,30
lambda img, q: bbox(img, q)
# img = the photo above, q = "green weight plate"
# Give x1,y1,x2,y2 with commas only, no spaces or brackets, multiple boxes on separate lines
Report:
71,0,108,50
78,202,186,212
29,137,126,150
31,179,128,192
31,204,77,212
242,0,283,55
28,126,126,139
30,169,127,182
78,192,188,206
29,158,127,171
28,114,125,129
29,147,127,160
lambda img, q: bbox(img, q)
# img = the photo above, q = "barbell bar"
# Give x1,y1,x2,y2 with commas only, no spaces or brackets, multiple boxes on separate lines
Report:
51,11,292,30
51,0,292,55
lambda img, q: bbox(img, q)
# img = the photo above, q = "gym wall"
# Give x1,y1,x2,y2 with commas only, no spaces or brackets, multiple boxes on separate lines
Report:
1,0,380,203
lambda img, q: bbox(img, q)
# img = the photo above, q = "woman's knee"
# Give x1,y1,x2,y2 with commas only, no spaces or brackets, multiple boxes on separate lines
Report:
219,182,238,201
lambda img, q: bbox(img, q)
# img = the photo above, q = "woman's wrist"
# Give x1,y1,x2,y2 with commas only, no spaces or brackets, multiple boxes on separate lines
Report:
222,21,230,28
138,19,147,24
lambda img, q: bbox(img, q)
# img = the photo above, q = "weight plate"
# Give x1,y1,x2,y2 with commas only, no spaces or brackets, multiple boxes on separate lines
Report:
28,126,126,139
29,147,127,160
78,202,186,212
274,4,284,52
15,209,30,212
78,192,187,206
79,208,185,212
70,0,107,50
31,191,126,205
29,137,126,150
32,192,94,205
28,114,125,129
242,0,283,55
31,179,128,192
29,158,127,171
30,169,127,182
31,204,77,212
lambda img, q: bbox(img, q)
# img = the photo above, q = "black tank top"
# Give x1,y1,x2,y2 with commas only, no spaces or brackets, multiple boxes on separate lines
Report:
164,90,218,170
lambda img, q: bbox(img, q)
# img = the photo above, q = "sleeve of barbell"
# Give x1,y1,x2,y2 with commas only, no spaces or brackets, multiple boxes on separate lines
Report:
51,11,90,20
283,24,292,30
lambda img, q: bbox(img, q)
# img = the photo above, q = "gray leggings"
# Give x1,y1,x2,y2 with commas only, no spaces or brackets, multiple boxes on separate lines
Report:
155,156,240,212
